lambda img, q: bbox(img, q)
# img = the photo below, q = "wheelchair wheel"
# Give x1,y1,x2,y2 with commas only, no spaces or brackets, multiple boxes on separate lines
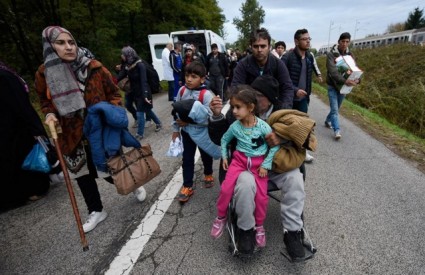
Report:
227,202,239,256
226,200,256,257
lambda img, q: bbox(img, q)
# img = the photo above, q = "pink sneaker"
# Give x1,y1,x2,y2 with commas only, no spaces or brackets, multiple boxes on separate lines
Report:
210,217,227,239
255,225,266,248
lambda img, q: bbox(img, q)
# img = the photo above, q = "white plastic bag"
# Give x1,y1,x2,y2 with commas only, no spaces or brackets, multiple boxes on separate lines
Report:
166,137,184,157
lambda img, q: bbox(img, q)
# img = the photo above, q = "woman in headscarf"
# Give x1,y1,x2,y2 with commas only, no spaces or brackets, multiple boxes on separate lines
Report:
34,26,145,233
120,46,162,139
0,61,51,211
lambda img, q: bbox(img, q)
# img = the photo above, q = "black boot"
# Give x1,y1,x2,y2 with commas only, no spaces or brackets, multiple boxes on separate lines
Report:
237,228,255,255
283,230,305,261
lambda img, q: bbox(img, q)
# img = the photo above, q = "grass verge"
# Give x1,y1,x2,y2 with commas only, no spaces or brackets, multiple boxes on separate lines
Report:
313,83,425,174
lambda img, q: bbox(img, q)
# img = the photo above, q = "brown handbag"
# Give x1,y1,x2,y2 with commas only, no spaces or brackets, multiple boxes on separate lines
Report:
107,144,161,195
117,77,131,94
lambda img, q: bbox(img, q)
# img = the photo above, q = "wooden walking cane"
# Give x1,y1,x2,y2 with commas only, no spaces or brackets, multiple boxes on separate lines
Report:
48,121,89,251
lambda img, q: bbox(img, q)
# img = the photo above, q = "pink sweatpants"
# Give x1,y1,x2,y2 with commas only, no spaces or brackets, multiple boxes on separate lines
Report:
216,150,269,226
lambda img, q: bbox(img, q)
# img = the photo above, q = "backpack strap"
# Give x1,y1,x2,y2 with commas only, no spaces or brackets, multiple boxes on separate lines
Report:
179,86,207,103
198,89,207,103
179,86,186,98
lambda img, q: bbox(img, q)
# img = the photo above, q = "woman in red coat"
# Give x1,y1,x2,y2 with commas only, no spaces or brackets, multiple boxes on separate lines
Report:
35,26,146,233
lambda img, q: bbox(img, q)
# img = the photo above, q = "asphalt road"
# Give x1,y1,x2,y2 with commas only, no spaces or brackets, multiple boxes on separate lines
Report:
1,91,424,274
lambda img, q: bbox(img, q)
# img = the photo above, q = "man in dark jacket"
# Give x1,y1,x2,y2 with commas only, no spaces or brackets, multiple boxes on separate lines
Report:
231,28,294,109
169,43,183,101
281,29,314,114
325,32,359,140
205,43,229,99
281,28,315,162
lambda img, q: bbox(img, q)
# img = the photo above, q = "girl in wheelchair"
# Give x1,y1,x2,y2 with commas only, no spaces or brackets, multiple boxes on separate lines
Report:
210,86,279,248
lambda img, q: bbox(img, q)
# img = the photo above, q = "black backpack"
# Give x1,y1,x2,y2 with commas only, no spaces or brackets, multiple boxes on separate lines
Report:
141,60,160,93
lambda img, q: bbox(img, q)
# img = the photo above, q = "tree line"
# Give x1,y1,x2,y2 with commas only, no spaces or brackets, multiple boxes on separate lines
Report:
386,7,425,33
0,0,226,81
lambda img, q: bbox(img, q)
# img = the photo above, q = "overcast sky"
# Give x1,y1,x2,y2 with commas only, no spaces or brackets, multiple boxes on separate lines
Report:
217,0,424,50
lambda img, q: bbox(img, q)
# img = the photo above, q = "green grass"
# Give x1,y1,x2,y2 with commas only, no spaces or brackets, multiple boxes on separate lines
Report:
315,44,425,139
313,82,425,173
313,82,424,143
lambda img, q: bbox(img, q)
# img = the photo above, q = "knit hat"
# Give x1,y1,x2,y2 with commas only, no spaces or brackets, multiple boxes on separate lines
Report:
183,43,193,53
338,32,351,41
250,75,279,106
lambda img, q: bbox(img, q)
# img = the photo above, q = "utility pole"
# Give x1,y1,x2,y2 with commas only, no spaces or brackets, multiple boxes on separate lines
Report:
327,20,335,51
353,20,360,41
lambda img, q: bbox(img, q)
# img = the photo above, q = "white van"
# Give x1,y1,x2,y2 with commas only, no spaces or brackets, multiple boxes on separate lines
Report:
148,29,226,80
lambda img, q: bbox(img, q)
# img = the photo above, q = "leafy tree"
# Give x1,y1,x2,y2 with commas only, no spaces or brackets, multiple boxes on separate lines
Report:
386,22,406,33
0,0,225,83
232,0,265,50
404,7,425,30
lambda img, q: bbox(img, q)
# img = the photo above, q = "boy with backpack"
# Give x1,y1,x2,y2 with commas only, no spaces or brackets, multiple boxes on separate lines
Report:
171,62,217,203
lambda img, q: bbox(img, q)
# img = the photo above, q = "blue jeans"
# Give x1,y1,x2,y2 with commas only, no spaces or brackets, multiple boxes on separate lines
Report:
137,109,161,136
326,86,345,132
173,74,180,101
293,97,309,113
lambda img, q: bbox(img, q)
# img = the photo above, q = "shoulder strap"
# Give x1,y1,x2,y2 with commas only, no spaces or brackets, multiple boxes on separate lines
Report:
179,87,206,103
198,89,207,103
179,86,186,97
128,60,142,71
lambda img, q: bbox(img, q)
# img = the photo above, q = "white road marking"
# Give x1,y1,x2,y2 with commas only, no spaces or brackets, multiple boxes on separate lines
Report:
105,156,194,275
106,100,229,275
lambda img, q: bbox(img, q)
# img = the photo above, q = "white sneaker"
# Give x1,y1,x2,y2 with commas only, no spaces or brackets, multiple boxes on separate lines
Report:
305,152,314,163
324,121,333,129
83,210,108,233
335,131,342,140
133,186,147,202
145,121,152,128
49,172,64,184
96,170,110,179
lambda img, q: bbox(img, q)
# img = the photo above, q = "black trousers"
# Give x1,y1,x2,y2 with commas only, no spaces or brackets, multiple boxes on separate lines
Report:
76,145,102,214
181,130,213,188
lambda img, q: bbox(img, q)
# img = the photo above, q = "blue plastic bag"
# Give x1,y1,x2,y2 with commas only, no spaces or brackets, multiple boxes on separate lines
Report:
22,137,51,173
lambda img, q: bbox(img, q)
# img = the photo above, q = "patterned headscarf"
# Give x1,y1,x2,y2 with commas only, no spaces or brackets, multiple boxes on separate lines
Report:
42,26,91,116
121,46,141,66
0,61,29,93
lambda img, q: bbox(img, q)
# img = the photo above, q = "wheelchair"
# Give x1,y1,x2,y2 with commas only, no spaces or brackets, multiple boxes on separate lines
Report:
223,163,317,261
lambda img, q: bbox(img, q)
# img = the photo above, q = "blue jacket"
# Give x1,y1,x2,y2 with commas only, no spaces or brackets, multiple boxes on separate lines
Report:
186,101,221,159
171,86,221,159
84,102,141,172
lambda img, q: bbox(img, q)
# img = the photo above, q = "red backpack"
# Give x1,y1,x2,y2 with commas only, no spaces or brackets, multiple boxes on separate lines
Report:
179,86,207,103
